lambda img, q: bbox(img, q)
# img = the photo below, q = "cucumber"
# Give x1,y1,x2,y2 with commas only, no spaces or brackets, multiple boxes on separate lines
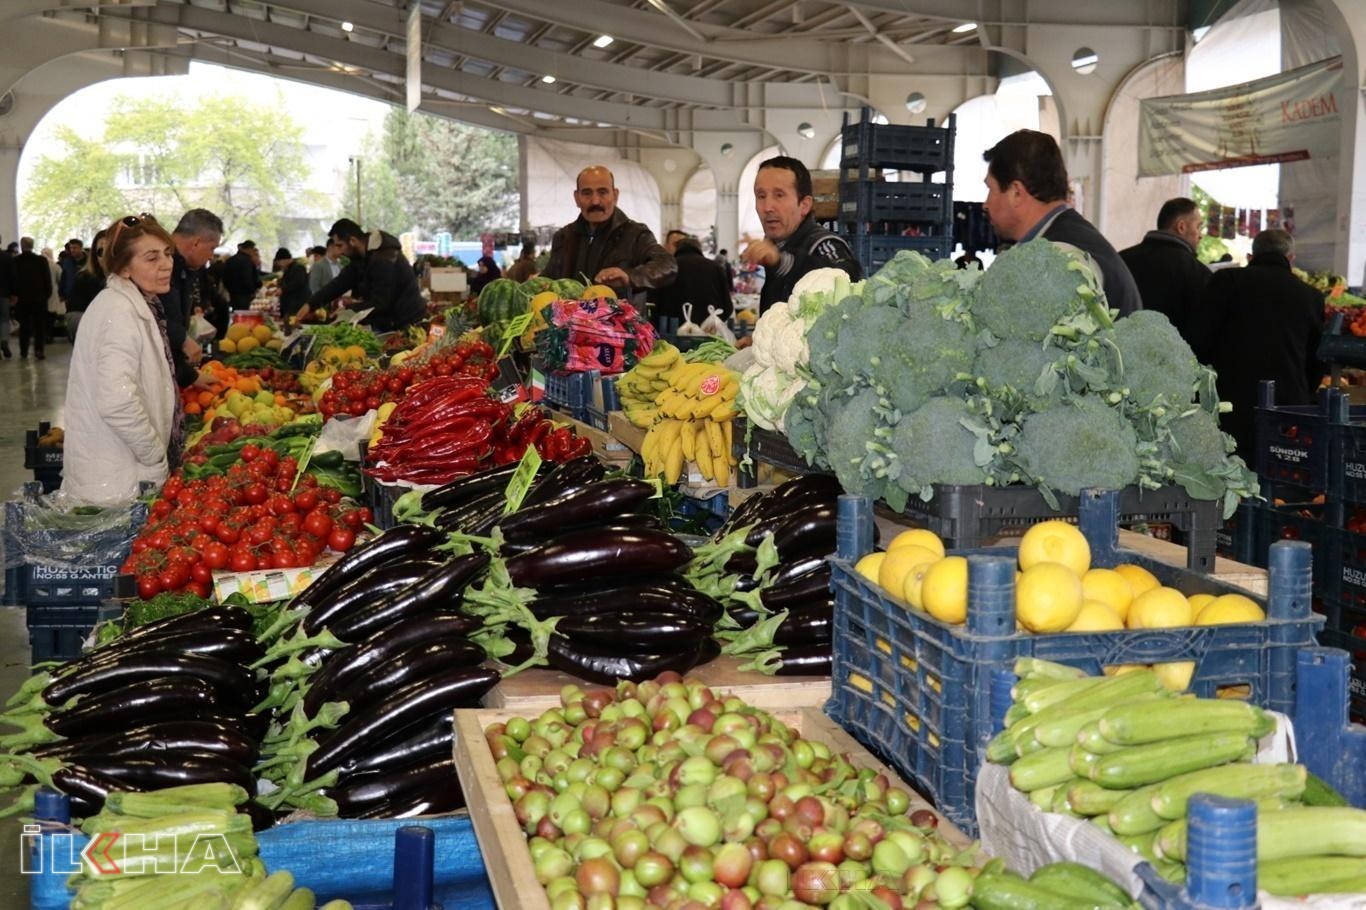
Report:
1302,770,1349,807
969,872,1127,910
1107,783,1167,835
1028,861,1132,906
1066,780,1133,817
1098,699,1268,745
1259,856,1366,896
1010,746,1079,793
1090,732,1253,789
1076,721,1124,755
1149,763,1306,820
1069,742,1104,780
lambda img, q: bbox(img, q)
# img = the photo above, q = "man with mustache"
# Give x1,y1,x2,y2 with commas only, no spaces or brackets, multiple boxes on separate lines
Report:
543,166,676,297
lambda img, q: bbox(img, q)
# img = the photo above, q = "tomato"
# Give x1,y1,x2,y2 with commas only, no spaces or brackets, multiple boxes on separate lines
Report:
327,527,357,552
215,523,241,545
158,564,190,592
348,400,368,417
132,537,150,555
278,512,303,534
151,500,174,521
243,482,268,505
339,509,364,531
162,476,184,499
397,366,415,384
267,494,296,517
244,525,271,547
303,510,334,540
240,444,260,463
148,529,173,551
229,549,257,572
356,506,373,525
319,487,342,505
136,574,162,600
199,514,220,534
191,561,213,585
203,542,229,570
258,448,280,470
293,489,319,512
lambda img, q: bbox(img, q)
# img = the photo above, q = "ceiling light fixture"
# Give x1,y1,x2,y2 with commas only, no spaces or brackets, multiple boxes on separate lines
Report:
951,22,977,33
593,34,614,48
542,74,556,84
340,20,354,32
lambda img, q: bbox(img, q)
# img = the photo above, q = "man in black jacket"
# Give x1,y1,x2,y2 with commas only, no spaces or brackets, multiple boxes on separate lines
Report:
1186,229,1324,458
1119,198,1211,342
982,130,1141,316
743,156,862,313
12,237,52,359
161,209,225,386
0,235,13,358
652,234,732,328
307,219,426,333
223,240,262,310
543,166,676,296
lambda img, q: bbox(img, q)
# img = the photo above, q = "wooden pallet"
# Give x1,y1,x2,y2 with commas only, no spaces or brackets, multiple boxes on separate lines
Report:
482,655,831,712
453,705,972,910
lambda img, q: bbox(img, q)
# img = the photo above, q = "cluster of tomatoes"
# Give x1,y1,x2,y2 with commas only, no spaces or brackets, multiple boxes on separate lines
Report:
121,443,371,600
317,339,501,420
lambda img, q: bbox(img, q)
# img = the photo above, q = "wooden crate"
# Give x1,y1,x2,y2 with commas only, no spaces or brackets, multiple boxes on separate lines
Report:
483,655,831,712
563,416,634,466
453,705,972,910
607,411,647,455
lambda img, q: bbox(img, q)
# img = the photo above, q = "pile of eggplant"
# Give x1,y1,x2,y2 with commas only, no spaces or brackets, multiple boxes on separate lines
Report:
253,524,500,818
687,474,842,675
0,607,266,819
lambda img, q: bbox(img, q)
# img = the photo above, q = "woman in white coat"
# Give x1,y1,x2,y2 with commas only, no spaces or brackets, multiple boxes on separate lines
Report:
62,214,181,505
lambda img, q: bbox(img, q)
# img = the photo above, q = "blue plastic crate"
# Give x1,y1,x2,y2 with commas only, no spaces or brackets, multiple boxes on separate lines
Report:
544,370,596,422
845,234,953,272
586,374,620,431
825,493,1322,836
369,481,403,531
838,181,949,225
26,605,99,666
30,814,495,910
840,110,952,173
5,563,123,608
1252,382,1365,493
1294,647,1366,808
1240,498,1327,593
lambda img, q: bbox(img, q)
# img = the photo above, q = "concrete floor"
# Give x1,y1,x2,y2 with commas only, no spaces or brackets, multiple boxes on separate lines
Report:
0,341,71,908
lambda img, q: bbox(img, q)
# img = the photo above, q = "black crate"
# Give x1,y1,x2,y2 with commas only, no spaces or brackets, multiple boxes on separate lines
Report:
838,181,949,225
841,113,951,173
1241,499,1328,593
733,422,810,487
26,604,101,665
846,234,953,272
5,563,123,607
1252,382,1365,493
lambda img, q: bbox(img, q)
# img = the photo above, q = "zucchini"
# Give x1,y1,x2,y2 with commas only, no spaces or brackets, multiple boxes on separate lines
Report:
968,872,1127,910
1022,677,1103,714
1010,746,1079,793
1115,830,1161,864
1090,732,1254,789
1007,670,1162,759
1155,818,1185,861
1031,692,1164,749
1029,785,1060,810
1302,770,1349,807
1050,785,1075,815
1258,856,1366,896
1014,657,1088,680
1069,742,1104,780
1091,814,1113,834
1066,780,1133,817
1003,702,1033,728
1149,763,1306,820
1098,698,1271,745
1107,783,1167,835
1076,721,1124,755
1028,861,1132,906
1159,806,1366,863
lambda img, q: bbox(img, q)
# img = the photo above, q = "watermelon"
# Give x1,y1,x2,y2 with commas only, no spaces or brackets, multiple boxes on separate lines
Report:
519,276,556,298
477,278,526,326
553,278,586,299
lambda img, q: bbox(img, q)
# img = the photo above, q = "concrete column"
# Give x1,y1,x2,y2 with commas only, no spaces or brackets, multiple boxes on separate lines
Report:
715,182,740,260
632,147,700,237
1315,0,1366,284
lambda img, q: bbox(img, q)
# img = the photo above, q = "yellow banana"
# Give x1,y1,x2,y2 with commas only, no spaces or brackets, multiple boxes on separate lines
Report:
722,419,733,463
714,450,729,486
706,420,726,462
665,437,684,485
681,419,697,462
717,378,740,401
711,404,739,422
656,418,682,452
693,427,714,482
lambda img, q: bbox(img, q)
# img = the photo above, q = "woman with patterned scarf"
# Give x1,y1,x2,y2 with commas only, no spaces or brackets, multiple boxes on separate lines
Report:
61,214,183,505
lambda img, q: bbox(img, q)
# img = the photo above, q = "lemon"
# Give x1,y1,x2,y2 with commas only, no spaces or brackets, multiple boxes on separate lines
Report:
1187,593,1216,617
1127,586,1193,629
878,545,940,600
904,559,938,610
1081,568,1134,622
251,324,274,343
218,338,238,354
1104,664,1146,677
887,529,945,559
1066,599,1125,632
1194,593,1265,625
1015,562,1084,632
854,552,886,584
580,284,618,300
1113,564,1160,598
226,323,251,342
921,556,968,624
236,336,259,353
1018,520,1090,575
1154,661,1196,692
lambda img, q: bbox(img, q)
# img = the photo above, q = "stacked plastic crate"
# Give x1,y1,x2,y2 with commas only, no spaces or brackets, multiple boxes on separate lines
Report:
837,108,955,272
1249,379,1366,720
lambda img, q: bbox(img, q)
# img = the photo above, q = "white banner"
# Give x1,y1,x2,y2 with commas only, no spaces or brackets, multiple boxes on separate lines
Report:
1138,56,1344,177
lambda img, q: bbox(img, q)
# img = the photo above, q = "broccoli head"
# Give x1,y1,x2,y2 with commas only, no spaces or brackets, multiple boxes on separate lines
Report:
782,383,827,467
889,395,991,494
1111,310,1200,408
1162,407,1234,469
972,239,1106,342
863,251,934,308
806,296,868,386
973,337,1064,402
820,387,892,497
1013,397,1140,495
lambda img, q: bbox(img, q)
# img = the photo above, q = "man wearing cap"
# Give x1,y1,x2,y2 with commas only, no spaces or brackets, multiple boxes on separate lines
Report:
542,166,676,296
223,240,262,311
307,219,425,333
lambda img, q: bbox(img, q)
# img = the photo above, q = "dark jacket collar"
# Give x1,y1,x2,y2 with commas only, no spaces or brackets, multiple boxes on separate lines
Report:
1249,251,1292,271
1141,230,1196,255
778,216,820,251
573,208,630,238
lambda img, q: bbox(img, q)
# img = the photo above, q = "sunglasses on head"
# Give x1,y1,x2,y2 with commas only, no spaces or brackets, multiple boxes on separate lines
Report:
108,213,159,248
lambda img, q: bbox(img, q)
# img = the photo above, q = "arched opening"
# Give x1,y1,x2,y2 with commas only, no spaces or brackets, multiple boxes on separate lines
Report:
950,71,1054,204
680,164,717,246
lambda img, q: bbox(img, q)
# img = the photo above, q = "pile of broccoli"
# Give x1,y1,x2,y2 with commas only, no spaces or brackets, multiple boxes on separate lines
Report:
777,241,1256,517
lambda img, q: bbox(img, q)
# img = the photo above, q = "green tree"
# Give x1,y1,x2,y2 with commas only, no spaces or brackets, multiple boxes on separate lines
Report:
339,127,411,236
381,109,518,237
24,91,322,248
22,126,131,244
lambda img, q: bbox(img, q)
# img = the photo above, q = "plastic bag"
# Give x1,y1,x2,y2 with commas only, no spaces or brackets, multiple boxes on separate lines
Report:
676,303,706,337
538,297,658,374
699,305,737,345
3,484,149,571
189,312,216,342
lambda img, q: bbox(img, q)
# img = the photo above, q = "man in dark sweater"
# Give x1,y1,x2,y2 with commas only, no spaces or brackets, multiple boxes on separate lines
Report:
12,237,52,359
1119,198,1211,342
652,234,732,327
223,240,262,310
982,130,1141,316
307,219,426,333
1185,229,1324,458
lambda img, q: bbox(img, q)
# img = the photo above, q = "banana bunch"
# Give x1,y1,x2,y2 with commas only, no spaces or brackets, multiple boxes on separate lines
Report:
640,362,740,486
618,340,682,427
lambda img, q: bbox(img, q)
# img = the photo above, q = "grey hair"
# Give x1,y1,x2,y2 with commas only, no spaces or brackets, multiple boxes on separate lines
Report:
1252,229,1293,258
173,208,224,239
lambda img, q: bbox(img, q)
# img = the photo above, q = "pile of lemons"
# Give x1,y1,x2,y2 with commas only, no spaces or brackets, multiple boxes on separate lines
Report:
854,520,1265,690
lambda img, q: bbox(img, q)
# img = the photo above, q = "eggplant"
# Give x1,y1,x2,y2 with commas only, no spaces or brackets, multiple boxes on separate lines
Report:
59,751,255,793
329,756,460,817
434,489,506,533
755,564,832,612
533,573,697,601
766,555,829,590
724,551,759,576
770,503,837,561
307,667,502,778
42,652,256,709
52,765,128,816
356,785,466,819
304,613,481,716
527,582,723,625
328,553,489,643
55,627,263,679
300,557,447,636
48,677,223,739
303,638,486,719
519,456,608,509
545,635,710,685
555,612,712,649
729,474,840,537
32,720,259,766
117,605,254,642
421,461,528,512
721,490,769,536
773,601,834,647
334,716,453,779
498,479,655,542
499,516,668,555
774,644,832,676
507,529,692,589
292,524,446,613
